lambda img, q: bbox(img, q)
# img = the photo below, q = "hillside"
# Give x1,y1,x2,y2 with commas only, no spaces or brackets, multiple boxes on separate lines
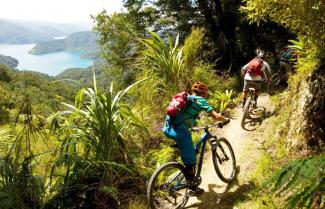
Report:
0,54,18,68
55,61,108,88
0,64,77,124
28,31,100,55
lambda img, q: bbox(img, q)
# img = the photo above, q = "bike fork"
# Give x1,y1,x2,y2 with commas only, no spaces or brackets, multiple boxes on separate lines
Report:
211,138,229,163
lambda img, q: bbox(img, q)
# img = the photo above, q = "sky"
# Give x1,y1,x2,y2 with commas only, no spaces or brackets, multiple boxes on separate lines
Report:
0,0,124,23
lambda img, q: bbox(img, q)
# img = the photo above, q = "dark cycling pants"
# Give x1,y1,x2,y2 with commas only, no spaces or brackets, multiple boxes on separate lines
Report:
162,115,196,166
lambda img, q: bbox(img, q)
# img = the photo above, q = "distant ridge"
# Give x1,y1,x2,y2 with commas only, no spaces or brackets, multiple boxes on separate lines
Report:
0,54,19,68
29,31,100,56
0,19,92,44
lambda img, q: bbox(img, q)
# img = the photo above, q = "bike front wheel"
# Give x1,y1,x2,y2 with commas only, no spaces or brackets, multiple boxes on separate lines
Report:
271,73,282,90
241,96,252,129
212,137,236,183
147,162,189,209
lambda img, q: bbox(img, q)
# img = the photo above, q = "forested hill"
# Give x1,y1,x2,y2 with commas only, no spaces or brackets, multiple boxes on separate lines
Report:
28,31,100,55
0,64,76,124
0,54,18,68
55,63,108,88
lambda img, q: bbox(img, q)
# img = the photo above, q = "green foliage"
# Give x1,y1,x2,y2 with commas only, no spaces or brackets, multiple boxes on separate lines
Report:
192,63,239,92
241,0,325,50
210,89,235,113
101,185,120,206
93,11,140,89
55,63,110,89
125,0,295,72
147,146,175,169
47,75,148,206
263,156,325,209
183,27,206,69
0,64,76,118
0,101,53,209
140,32,186,89
126,197,149,209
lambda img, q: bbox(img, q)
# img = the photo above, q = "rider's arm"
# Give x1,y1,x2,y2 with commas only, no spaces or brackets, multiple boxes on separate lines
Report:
263,62,272,83
197,97,230,123
208,110,229,122
241,63,249,76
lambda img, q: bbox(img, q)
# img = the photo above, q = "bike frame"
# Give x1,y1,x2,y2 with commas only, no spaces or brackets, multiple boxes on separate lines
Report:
169,127,217,191
194,127,213,178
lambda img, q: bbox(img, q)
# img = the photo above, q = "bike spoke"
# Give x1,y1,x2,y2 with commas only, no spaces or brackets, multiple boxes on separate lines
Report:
149,163,188,209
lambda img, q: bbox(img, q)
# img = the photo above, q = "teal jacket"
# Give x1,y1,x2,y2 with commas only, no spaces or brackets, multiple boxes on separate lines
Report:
171,95,214,128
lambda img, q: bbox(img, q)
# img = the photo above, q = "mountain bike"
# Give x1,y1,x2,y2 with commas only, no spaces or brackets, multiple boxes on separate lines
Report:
241,80,266,129
271,71,288,90
147,121,236,209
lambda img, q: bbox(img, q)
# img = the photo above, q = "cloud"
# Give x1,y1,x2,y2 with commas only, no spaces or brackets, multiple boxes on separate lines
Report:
0,0,124,23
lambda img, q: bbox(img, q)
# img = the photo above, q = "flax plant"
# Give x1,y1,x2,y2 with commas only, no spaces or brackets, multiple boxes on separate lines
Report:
46,73,148,206
140,32,186,89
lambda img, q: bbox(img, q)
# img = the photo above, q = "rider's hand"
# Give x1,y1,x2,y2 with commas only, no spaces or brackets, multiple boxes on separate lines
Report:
223,118,230,125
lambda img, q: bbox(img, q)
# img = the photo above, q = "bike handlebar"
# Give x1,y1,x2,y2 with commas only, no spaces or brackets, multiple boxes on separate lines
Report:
191,119,230,132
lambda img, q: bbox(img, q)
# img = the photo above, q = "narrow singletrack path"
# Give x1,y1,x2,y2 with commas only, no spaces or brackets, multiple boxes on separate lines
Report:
185,93,273,209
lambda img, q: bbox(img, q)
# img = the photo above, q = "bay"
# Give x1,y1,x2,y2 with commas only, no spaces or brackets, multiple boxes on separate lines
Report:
0,44,93,76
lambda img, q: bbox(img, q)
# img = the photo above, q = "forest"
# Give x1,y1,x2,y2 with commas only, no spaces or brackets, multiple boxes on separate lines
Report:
0,0,324,209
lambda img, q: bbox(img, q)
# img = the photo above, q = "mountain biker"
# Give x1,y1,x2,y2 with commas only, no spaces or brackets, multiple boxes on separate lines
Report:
241,50,272,108
279,46,297,86
162,82,230,196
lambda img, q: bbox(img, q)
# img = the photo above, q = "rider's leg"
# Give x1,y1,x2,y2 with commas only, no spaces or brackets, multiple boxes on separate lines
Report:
242,79,249,107
163,120,196,164
171,125,205,196
242,91,248,106
253,82,262,107
163,122,204,196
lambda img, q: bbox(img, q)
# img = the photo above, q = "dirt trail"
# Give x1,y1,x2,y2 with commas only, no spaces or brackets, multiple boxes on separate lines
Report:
185,93,273,209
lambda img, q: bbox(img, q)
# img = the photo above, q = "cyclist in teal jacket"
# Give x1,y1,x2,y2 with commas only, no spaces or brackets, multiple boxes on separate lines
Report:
163,82,230,196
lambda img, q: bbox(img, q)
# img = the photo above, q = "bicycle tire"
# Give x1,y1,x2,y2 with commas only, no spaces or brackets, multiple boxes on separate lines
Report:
212,137,236,183
271,73,281,89
147,162,189,209
241,96,252,129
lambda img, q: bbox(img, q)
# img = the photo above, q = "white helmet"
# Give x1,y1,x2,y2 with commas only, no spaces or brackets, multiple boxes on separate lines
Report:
256,49,265,59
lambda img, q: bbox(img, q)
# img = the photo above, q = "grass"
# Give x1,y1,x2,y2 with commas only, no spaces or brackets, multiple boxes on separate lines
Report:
126,197,149,209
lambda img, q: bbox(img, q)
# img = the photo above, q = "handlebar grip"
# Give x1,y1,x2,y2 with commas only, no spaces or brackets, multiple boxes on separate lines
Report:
218,118,230,128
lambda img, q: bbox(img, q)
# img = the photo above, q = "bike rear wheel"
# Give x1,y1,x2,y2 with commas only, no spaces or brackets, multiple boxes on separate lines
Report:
241,96,252,129
147,162,189,209
212,137,236,183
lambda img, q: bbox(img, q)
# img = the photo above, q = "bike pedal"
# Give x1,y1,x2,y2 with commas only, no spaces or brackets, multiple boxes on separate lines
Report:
186,187,204,197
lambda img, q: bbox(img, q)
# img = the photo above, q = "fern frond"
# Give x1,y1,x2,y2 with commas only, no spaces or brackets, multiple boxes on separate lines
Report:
264,156,325,209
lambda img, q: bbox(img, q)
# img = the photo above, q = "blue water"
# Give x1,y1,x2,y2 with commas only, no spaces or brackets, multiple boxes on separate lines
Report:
0,44,93,76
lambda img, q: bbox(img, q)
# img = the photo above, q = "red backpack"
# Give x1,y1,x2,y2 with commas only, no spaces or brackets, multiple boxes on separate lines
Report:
166,91,189,117
246,58,263,76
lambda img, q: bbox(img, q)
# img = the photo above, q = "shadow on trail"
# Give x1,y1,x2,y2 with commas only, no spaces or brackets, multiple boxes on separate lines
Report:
185,183,255,209
185,166,255,209
242,106,273,131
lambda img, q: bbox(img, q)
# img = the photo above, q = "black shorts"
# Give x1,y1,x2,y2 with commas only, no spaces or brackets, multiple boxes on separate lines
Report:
243,80,262,92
